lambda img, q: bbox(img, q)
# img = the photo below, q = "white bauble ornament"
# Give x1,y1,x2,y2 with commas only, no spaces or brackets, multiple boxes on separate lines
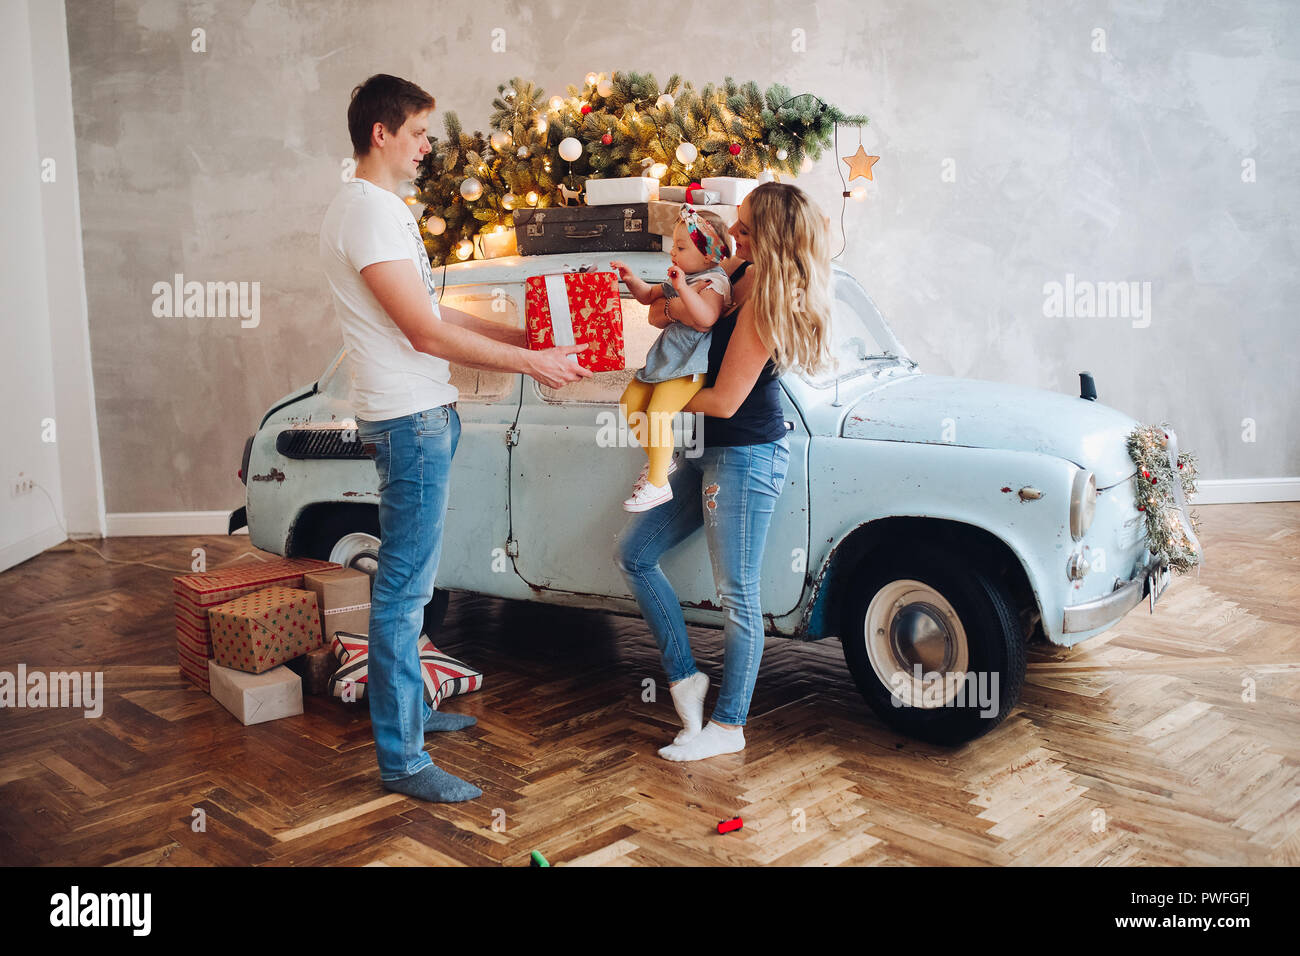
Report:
427,216,446,236
548,95,563,111
397,181,418,200
558,137,583,162
502,192,516,210
656,93,674,109
675,142,697,165
776,148,788,161
517,146,529,158
490,130,511,152
460,176,483,201
536,118,548,134
649,162,668,179
503,87,516,100
596,77,613,97
454,239,473,259
525,190,539,206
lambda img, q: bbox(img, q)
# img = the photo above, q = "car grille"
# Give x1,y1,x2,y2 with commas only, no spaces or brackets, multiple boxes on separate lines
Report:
275,426,370,460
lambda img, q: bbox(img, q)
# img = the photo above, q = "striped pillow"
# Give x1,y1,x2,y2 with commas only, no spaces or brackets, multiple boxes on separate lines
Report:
327,631,483,709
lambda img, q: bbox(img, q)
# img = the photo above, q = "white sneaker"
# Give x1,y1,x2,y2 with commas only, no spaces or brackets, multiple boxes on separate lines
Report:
623,478,672,512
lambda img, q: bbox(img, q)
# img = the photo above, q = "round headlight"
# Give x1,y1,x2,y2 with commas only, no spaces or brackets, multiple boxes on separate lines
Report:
1069,469,1097,540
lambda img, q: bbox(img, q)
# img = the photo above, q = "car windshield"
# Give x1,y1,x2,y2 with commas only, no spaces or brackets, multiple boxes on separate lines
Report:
798,274,903,388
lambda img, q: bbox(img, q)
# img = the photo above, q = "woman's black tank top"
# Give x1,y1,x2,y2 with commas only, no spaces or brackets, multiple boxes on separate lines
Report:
701,260,787,448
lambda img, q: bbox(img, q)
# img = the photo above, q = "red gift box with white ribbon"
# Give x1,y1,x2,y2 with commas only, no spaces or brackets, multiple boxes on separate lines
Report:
524,270,626,373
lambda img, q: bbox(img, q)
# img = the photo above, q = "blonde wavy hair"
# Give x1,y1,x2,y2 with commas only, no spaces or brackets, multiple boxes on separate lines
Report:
743,182,834,378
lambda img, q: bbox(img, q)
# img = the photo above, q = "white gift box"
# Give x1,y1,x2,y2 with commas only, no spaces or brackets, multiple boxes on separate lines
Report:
659,186,721,204
208,661,303,725
700,176,760,205
584,176,660,205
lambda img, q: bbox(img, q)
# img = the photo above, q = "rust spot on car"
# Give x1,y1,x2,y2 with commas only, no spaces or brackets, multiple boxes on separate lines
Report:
251,468,285,483
687,599,721,611
1000,486,1012,493
341,491,366,497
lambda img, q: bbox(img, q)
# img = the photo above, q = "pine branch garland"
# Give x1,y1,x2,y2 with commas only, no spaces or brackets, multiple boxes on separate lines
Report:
410,70,868,264
1126,422,1203,573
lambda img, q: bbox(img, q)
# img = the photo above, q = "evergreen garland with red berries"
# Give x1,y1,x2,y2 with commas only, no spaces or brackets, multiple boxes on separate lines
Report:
1126,423,1202,573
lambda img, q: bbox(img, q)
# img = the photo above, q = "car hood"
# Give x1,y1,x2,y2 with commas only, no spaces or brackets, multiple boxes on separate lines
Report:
841,373,1140,487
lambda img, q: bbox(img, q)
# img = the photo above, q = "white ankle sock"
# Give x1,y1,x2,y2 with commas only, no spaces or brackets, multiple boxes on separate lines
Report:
668,671,708,744
658,721,745,761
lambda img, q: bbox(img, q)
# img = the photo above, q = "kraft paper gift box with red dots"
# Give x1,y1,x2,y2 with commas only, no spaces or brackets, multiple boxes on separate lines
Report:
172,556,339,691
524,270,626,373
207,586,324,675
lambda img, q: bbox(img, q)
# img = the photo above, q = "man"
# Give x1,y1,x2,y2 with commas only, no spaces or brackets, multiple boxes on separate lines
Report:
319,74,591,802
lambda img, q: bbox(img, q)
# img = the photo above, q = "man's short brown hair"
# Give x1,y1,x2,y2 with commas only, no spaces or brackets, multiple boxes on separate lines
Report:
347,74,435,156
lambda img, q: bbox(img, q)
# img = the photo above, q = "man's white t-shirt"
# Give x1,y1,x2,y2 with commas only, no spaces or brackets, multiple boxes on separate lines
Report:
319,177,458,420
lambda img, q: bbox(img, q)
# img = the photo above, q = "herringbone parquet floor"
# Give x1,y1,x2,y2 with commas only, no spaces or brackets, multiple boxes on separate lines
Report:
0,502,1296,866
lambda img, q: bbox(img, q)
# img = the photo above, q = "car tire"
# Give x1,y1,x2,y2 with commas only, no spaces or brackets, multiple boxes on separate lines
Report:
839,543,1026,745
296,506,450,639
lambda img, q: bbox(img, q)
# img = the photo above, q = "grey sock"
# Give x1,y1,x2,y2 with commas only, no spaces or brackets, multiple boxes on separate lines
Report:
383,763,482,803
425,710,477,732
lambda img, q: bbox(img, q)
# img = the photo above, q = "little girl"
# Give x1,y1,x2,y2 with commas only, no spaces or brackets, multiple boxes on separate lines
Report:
610,205,733,511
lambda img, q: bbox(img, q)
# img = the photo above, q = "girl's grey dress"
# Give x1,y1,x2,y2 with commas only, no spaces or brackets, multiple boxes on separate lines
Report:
635,265,732,384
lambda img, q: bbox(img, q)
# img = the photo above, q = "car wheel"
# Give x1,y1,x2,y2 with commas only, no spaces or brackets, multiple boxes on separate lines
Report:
839,543,1026,745
298,509,450,638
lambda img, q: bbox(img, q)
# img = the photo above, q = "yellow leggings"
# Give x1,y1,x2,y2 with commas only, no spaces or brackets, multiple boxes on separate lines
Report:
619,375,704,487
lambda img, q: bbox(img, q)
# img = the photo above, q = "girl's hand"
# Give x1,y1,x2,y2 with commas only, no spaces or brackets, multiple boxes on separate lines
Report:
667,266,687,289
608,260,633,283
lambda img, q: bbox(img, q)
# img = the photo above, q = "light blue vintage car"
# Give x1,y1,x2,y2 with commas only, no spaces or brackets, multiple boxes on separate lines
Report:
231,250,1172,744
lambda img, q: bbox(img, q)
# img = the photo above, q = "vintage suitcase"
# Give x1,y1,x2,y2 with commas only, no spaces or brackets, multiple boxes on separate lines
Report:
512,203,661,255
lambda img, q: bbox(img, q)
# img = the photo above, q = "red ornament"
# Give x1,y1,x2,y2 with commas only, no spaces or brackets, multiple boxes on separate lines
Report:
729,143,742,156
1177,462,1183,469
1137,506,1145,512
580,103,592,115
601,132,613,145
1150,475,1157,484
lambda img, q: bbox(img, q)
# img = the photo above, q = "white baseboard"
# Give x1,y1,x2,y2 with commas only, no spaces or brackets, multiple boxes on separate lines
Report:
0,524,68,573
1194,477,1300,504
106,511,249,537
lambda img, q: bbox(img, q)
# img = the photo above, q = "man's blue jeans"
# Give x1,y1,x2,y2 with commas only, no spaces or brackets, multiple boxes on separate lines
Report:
356,404,460,780
614,436,790,725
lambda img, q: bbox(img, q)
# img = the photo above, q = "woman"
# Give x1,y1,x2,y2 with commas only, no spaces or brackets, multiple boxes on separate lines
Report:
614,181,835,761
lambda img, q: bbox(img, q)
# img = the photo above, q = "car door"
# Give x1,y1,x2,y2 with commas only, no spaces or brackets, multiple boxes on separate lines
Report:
507,293,810,618
430,283,521,595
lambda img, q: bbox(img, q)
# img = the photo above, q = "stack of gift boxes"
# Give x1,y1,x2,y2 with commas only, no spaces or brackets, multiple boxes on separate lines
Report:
514,175,761,376
172,556,482,725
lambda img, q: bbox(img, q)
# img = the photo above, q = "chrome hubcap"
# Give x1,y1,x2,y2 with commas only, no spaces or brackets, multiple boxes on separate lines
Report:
863,579,969,708
328,532,380,577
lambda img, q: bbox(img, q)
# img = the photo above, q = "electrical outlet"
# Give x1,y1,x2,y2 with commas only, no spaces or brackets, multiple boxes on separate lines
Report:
11,477,34,497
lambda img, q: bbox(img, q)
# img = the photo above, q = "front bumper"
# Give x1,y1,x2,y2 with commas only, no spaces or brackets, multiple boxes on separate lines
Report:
1061,557,1171,633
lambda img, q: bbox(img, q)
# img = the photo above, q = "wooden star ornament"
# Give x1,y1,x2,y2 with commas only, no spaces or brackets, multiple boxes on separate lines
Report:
842,144,880,182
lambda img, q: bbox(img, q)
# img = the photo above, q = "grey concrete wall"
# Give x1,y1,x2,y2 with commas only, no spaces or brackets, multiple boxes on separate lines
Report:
64,0,1299,514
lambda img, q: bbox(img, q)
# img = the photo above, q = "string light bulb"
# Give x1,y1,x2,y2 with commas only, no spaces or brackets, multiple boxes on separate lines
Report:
526,190,539,205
